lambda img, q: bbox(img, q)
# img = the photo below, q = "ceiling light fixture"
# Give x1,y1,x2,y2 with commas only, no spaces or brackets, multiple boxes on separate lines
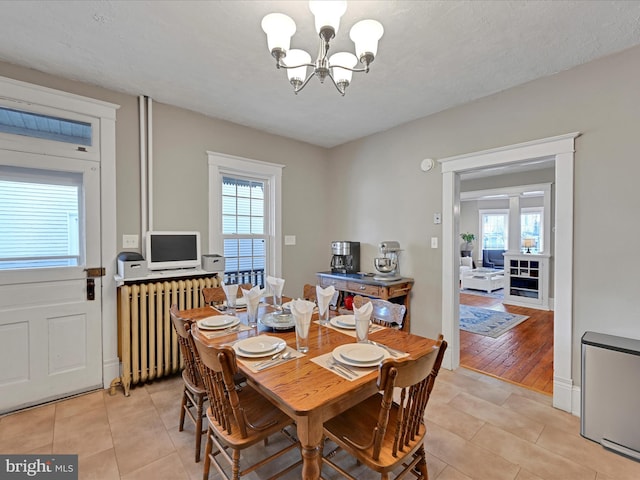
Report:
261,0,384,96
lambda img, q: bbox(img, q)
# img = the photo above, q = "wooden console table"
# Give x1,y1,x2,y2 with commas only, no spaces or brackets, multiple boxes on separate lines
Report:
316,271,414,331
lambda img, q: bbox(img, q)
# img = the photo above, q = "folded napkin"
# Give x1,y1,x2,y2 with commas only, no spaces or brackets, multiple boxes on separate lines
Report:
353,301,373,323
222,282,238,301
290,298,315,338
266,275,285,297
316,284,336,315
241,286,265,313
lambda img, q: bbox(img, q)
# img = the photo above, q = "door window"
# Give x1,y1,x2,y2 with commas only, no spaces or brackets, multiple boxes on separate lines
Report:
0,166,83,270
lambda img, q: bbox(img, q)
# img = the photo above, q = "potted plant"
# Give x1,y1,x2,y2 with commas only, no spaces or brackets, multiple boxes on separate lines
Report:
460,233,475,257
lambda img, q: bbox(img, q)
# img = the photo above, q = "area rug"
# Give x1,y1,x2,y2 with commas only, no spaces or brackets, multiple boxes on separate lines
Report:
460,288,504,299
459,305,529,338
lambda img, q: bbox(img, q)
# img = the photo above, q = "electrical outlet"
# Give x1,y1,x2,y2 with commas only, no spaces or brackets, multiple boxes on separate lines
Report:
284,235,296,246
122,234,139,249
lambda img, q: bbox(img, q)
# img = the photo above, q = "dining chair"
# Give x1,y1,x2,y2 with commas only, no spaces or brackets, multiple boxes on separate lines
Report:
321,334,447,480
353,295,407,329
202,283,252,306
169,305,208,462
302,283,317,303
191,328,301,480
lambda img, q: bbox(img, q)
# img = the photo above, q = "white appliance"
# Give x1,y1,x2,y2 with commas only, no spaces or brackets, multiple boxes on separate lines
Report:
202,254,225,273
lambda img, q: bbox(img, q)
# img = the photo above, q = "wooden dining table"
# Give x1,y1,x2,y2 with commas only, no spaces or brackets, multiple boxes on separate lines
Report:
181,301,437,480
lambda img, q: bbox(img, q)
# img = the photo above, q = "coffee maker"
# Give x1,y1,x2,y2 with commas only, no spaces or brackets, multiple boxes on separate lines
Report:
330,241,360,274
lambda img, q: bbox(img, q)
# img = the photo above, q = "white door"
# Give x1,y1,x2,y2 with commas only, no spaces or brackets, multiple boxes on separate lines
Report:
0,149,103,413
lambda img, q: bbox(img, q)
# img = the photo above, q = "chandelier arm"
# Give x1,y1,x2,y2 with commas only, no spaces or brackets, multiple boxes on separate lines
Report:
331,65,370,74
293,70,317,94
276,60,316,70
327,71,346,96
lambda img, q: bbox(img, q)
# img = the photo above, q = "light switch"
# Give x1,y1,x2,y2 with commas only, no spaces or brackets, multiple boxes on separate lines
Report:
433,213,441,224
122,234,139,249
284,235,296,246
431,237,438,248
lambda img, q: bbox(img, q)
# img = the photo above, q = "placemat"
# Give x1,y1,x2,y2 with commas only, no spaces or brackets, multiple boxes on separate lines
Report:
319,320,385,338
238,345,304,373
200,323,252,339
311,352,377,381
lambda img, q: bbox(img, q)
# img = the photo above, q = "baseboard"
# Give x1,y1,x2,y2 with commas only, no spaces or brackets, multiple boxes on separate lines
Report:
102,357,120,389
553,375,578,415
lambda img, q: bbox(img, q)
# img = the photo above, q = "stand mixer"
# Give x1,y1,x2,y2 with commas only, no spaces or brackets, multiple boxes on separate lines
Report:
373,241,402,281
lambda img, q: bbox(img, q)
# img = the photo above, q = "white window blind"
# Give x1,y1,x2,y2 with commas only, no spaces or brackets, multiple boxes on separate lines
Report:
0,166,83,269
221,175,267,287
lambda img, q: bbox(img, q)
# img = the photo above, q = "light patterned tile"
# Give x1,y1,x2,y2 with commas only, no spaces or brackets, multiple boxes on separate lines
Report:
536,425,640,480
149,381,184,431
121,452,189,480
435,465,474,480
472,423,597,479
449,391,544,443
111,409,176,475
439,368,512,406
53,403,113,459
503,393,579,434
426,398,486,440
78,448,120,480
54,390,105,420
0,404,55,453
424,421,519,480
515,469,545,480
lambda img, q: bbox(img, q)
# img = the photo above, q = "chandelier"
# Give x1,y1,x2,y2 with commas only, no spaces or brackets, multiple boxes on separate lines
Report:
261,1,384,96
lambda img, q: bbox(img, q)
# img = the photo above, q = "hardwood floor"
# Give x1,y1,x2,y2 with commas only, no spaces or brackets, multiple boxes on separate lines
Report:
460,292,554,395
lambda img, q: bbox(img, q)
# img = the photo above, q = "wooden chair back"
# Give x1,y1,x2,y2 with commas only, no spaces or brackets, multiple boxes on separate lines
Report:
192,329,270,439
353,295,406,329
303,284,317,303
202,283,252,306
169,305,203,388
371,334,446,460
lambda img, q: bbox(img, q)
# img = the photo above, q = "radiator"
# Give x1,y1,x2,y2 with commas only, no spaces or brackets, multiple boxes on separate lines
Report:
110,276,220,396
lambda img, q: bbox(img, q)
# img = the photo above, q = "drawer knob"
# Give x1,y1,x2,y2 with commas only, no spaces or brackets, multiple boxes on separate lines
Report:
359,285,366,290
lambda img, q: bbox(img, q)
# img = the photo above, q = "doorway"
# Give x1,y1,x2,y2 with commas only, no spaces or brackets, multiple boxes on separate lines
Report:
440,132,579,413
0,76,118,413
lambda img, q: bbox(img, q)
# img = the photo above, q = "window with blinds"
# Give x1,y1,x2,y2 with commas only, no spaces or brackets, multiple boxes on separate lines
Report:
221,176,267,287
0,166,82,270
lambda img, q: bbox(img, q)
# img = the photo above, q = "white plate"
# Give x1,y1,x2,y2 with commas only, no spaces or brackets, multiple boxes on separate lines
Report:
234,336,286,357
332,343,390,367
259,313,295,330
197,315,240,330
330,315,355,329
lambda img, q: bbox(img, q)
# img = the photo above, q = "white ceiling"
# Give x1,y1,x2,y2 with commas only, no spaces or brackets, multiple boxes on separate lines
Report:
2,1,640,148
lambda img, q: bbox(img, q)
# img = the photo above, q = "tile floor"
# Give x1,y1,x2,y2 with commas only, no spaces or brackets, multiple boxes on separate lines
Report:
1,368,638,480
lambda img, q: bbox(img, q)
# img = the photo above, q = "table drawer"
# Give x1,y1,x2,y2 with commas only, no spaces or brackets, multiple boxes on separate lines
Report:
347,281,381,297
388,283,412,298
319,277,347,290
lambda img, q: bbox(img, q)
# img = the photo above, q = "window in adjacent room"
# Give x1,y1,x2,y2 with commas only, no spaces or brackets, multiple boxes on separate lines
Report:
521,207,543,253
479,209,509,251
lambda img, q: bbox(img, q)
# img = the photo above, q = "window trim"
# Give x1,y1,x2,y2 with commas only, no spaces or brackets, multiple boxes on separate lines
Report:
208,151,284,278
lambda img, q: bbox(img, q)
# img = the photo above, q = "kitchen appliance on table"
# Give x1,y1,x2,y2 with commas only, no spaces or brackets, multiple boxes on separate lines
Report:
330,241,360,274
373,241,402,281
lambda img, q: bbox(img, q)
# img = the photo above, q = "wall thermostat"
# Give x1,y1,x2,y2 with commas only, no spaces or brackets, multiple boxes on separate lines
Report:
420,158,435,171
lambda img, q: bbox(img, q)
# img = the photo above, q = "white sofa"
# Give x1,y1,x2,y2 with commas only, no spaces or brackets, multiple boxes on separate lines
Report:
460,256,473,275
